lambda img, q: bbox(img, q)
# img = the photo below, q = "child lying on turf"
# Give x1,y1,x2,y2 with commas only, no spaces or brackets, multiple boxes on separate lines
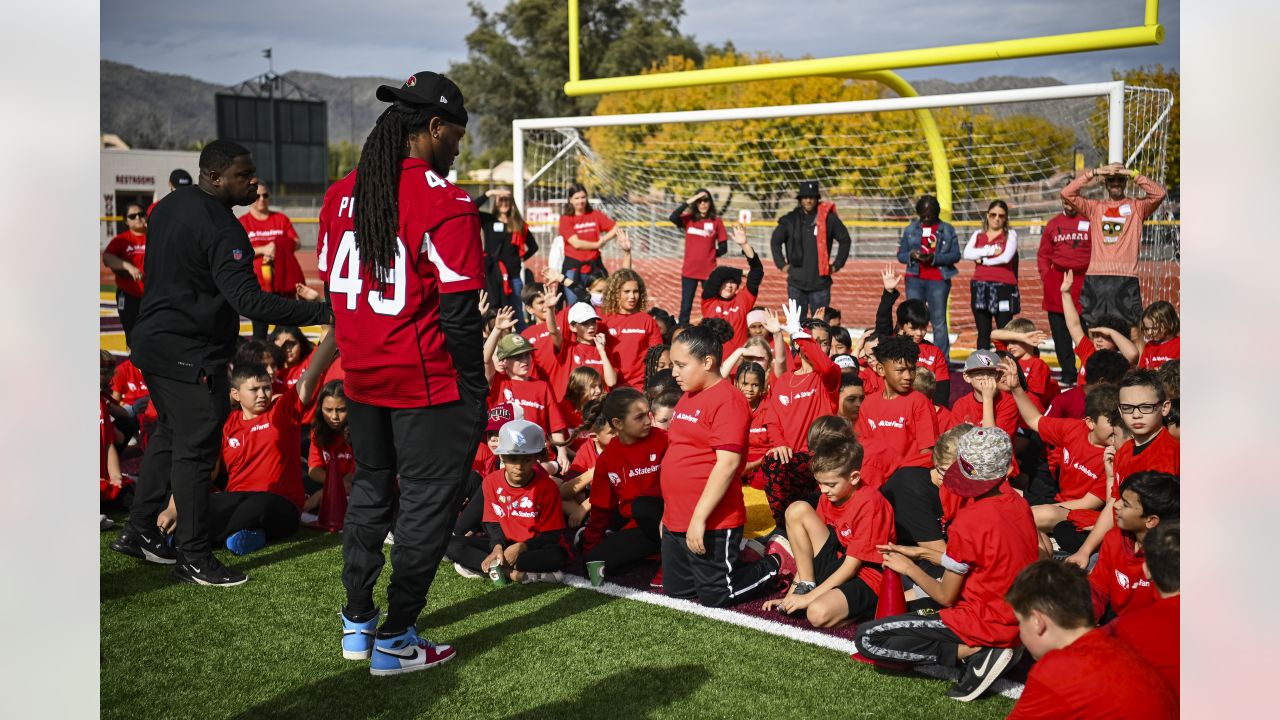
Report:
762,435,894,628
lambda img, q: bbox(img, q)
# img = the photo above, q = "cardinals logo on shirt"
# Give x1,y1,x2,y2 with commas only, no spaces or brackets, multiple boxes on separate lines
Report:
491,502,505,518
608,472,622,487
778,395,790,407
228,437,241,448
1063,448,1072,465
406,75,417,87
608,328,618,336
1115,569,1131,590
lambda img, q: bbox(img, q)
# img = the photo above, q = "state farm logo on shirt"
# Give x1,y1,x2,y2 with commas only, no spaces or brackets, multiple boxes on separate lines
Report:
608,471,622,487
749,426,768,435
574,220,599,233
246,228,286,241
875,416,907,430
789,389,818,404
674,410,701,424
687,223,715,238
619,328,646,335
628,465,659,478
250,422,271,432
1071,462,1098,480
918,352,938,366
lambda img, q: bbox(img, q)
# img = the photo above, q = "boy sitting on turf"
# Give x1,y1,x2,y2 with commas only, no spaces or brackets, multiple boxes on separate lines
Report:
1089,471,1178,621
763,435,895,628
484,306,570,469
876,266,951,405
857,426,1038,702
447,419,570,584
856,335,937,491
1004,559,1177,719
947,350,1019,438
1104,518,1179,697
990,318,1057,409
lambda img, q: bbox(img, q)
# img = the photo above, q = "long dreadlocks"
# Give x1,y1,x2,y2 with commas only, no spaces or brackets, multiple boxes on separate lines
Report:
353,104,436,287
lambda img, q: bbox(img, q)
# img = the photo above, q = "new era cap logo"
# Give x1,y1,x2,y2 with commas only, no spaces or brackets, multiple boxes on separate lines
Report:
406,75,417,87
439,95,448,103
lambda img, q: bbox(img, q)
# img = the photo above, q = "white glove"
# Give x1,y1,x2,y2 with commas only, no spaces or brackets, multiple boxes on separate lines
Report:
781,299,807,338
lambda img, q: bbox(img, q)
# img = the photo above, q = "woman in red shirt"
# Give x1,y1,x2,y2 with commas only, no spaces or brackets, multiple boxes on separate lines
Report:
557,183,618,296
963,200,1020,351
240,183,306,340
669,189,727,325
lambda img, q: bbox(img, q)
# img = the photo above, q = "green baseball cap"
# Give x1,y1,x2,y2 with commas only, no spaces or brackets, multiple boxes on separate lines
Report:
495,334,534,361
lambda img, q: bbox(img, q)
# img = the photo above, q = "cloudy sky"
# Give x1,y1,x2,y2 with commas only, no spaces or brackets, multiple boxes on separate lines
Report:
102,0,1178,86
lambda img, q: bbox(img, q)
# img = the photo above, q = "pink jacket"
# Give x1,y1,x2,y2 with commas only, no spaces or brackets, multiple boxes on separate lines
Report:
1062,172,1166,278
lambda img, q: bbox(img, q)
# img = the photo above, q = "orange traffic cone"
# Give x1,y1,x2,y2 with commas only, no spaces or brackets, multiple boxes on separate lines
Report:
851,568,911,669
318,454,347,533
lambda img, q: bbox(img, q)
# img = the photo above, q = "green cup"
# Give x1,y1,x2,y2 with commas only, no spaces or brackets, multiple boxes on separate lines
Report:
586,561,606,587
488,561,510,587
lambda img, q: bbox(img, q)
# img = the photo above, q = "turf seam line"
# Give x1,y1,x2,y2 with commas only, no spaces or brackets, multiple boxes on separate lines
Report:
561,575,1023,700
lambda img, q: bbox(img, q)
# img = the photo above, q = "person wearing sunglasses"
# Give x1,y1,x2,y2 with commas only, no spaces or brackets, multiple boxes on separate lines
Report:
103,203,149,344
963,200,1020,350
240,182,306,340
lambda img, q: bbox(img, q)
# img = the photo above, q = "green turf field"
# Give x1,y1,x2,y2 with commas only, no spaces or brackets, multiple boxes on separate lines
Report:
100,526,1015,719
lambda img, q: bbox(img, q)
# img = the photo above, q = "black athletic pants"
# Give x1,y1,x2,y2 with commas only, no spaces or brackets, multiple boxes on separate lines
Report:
678,276,700,326
856,612,966,667
584,496,664,573
661,526,780,608
116,289,142,346
207,491,299,543
130,370,229,560
972,308,1013,352
879,466,945,547
1047,311,1077,385
451,471,490,538
448,532,569,573
341,397,483,635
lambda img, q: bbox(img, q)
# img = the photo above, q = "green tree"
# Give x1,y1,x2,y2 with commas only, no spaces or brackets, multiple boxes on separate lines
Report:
328,141,361,182
449,0,703,170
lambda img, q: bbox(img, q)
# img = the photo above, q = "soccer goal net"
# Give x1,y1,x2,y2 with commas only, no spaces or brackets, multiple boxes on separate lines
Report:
513,81,1176,333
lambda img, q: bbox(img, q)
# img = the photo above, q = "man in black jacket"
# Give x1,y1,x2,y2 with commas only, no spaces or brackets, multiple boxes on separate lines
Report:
769,181,851,318
110,140,333,587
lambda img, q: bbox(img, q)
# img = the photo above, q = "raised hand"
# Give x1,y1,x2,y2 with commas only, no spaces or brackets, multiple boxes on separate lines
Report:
781,299,803,336
763,308,782,335
542,284,562,311
880,264,901,292
477,289,491,317
732,223,749,247
1024,330,1048,346
494,306,516,332
617,228,632,253
1060,269,1074,295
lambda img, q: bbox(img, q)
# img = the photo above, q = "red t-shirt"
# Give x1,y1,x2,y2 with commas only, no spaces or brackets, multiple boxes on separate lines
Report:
300,355,344,426
678,215,726,280
1037,417,1107,503
660,378,750,532
938,491,1038,648
816,483,896,592
487,374,566,436
559,210,616,263
239,211,304,294
1045,384,1085,420
318,160,483,409
1018,355,1058,409
565,437,601,479
308,434,354,480
1113,429,1179,501
583,429,668,552
939,478,1018,528
110,358,157,423
915,340,950,382
602,311,664,388
105,231,147,297
932,404,953,435
99,396,115,482
520,307,566,381
1105,594,1180,697
701,286,758,355
765,340,840,452
859,365,883,397
856,390,937,489
1038,213,1091,314
549,340,608,403
948,391,1020,439
1008,629,1178,719
1138,336,1179,369
746,399,773,464
914,223,944,281
222,386,306,509
1090,527,1156,619
481,466,566,543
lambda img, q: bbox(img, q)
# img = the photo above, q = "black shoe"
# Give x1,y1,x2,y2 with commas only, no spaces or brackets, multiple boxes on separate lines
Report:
109,523,177,565
946,646,1021,702
171,555,249,587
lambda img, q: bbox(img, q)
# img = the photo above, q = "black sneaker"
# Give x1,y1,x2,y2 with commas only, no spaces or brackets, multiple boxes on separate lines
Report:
109,523,177,565
171,555,249,587
946,646,1022,702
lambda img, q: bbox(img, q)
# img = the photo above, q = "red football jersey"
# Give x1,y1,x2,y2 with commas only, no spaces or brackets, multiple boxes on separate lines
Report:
1105,594,1180,697
105,231,147,297
938,491,1038,648
308,435,354,479
1138,336,1179,369
239,211,304,293
701,286,757,355
559,210,616,263
1113,428,1179,500
487,374,566,436
318,160,483,408
481,465,566,543
1090,527,1156,619
856,390,937,489
1007,629,1177,719
915,340,950,382
602,311,663,388
660,378,750,532
583,429,668,552
222,386,305,509
1037,417,1106,503
678,215,726,280
816,483,896,592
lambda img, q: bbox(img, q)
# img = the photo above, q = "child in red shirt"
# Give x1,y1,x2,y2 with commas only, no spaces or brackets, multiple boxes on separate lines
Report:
910,367,952,434
763,435,894,628
547,300,617,402
659,324,784,607
1058,270,1140,381
519,282,564,381
991,317,1058,409
600,268,666,388
1104,518,1180,698
735,361,773,489
700,225,765,355
875,266,951,406
304,380,354,515
857,336,937,491
1138,300,1180,369
1006,560,1176,719
447,420,569,584
1089,471,1177,621
859,427,1038,702
582,388,668,581
947,350,1020,438
484,307,570,468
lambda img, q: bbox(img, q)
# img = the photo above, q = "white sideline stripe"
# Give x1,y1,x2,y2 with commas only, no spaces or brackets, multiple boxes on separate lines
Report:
561,575,1023,700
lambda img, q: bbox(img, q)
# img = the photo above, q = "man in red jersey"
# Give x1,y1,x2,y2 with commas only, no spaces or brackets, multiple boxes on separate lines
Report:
1038,192,1091,385
1005,560,1176,719
103,203,148,344
321,72,484,676
240,183,306,340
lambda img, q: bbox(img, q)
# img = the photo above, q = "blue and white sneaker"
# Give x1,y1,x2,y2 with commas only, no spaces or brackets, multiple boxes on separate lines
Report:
225,529,267,556
370,627,456,676
340,609,380,660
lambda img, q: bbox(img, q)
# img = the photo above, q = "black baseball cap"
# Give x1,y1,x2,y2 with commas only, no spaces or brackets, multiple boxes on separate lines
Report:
376,71,468,127
170,169,193,187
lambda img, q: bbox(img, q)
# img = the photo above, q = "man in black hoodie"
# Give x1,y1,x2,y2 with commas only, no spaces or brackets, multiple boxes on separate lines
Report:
769,181,851,318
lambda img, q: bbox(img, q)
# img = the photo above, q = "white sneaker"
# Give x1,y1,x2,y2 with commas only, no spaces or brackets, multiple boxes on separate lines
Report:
100,514,114,531
454,562,483,579
520,571,565,584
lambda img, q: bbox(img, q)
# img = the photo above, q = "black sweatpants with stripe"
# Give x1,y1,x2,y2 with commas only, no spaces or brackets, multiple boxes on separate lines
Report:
661,526,780,608
855,611,965,667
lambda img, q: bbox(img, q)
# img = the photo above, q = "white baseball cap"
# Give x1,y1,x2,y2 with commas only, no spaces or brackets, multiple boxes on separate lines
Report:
568,302,600,325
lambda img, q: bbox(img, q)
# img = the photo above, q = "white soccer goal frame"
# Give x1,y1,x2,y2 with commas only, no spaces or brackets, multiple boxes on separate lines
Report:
512,80,1132,216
